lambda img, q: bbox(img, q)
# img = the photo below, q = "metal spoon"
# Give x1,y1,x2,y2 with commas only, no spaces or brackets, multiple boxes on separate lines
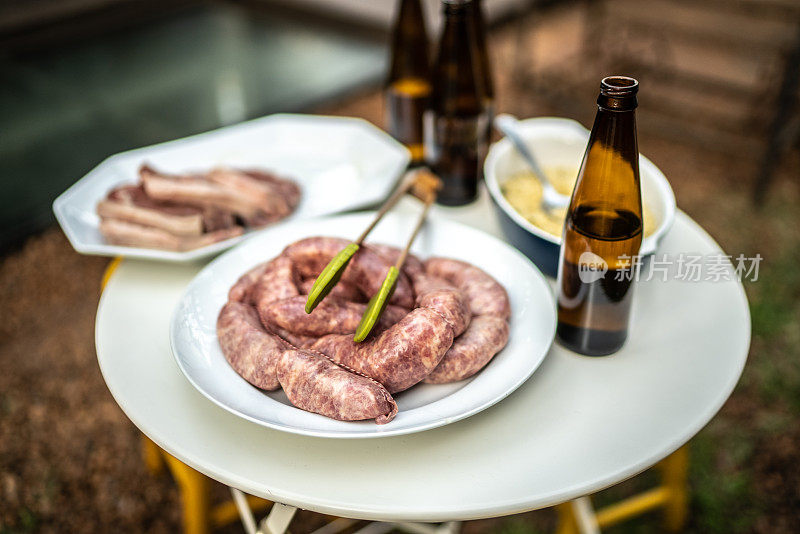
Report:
493,114,570,211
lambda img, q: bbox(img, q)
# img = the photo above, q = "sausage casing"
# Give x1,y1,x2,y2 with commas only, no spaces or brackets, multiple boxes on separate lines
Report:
425,258,511,319
311,307,454,393
276,349,397,424
260,295,406,337
229,262,269,303
424,315,509,384
283,237,415,309
250,256,300,312
412,273,471,337
217,301,285,391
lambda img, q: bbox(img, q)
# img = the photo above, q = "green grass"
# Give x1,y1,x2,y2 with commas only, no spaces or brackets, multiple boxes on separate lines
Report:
749,245,800,340
496,517,547,534
0,508,39,534
688,430,758,533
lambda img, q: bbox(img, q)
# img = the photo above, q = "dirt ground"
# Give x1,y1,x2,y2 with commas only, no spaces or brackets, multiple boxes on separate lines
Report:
2,7,800,534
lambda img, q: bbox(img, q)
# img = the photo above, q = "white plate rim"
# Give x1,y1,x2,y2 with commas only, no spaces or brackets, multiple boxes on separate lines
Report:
168,211,556,438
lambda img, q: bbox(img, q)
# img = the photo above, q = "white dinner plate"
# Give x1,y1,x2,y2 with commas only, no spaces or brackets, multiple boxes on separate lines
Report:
169,211,557,438
53,114,410,262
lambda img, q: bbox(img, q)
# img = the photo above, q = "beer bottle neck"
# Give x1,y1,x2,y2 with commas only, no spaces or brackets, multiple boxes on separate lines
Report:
569,76,642,225
589,106,638,166
388,0,430,84
442,0,471,14
432,0,483,115
590,76,639,161
470,0,494,101
597,94,637,112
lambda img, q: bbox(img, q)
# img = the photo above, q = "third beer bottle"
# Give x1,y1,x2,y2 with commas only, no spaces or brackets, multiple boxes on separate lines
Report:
425,0,489,206
556,76,643,356
471,0,494,131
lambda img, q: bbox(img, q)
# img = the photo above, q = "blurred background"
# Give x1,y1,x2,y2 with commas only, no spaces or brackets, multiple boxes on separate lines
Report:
1,0,799,532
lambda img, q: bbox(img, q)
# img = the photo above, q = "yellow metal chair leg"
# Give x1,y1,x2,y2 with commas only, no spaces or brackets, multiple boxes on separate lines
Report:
554,445,690,533
101,257,122,289
556,503,579,534
104,259,259,533
164,453,212,534
141,435,165,475
143,438,273,534
212,494,272,529
658,445,689,532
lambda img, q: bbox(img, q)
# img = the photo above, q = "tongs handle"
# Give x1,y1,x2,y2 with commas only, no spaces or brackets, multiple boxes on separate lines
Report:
353,171,440,342
355,170,419,245
304,170,420,314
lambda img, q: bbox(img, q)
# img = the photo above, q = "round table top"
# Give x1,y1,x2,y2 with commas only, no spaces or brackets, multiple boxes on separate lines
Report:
95,192,750,522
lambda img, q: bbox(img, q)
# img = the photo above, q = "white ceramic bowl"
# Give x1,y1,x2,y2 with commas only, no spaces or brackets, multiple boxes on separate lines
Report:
484,117,676,276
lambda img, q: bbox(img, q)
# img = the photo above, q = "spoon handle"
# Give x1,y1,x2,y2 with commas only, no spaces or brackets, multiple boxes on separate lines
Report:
494,115,550,180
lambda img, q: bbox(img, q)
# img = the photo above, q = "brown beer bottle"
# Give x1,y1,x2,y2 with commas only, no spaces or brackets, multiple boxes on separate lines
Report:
471,0,495,129
425,0,489,206
385,0,432,164
556,76,643,356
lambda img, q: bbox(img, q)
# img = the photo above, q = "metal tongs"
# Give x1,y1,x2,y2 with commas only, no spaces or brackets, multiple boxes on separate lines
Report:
305,168,441,342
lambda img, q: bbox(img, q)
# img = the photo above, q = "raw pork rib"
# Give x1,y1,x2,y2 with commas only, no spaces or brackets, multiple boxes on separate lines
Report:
98,184,204,236
99,218,243,252
141,165,299,227
98,164,300,252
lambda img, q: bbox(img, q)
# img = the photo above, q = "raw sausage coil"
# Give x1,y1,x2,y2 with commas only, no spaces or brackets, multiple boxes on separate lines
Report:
282,237,415,309
421,258,511,383
217,237,512,423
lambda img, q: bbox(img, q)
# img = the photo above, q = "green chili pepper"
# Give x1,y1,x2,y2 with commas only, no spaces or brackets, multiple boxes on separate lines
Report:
305,243,360,314
353,266,399,342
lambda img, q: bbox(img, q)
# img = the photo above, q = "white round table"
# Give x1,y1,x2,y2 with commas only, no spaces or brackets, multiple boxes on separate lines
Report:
95,190,750,522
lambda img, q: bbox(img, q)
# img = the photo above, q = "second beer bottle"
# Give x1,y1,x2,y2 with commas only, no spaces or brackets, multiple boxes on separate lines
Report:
425,0,489,206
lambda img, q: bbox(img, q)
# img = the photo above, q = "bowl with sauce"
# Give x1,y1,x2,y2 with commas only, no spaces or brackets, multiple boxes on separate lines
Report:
484,117,676,277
